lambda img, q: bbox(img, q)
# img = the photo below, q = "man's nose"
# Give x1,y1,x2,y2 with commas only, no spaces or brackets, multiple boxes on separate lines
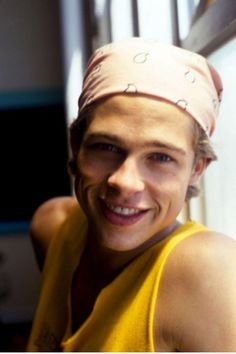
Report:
107,158,145,196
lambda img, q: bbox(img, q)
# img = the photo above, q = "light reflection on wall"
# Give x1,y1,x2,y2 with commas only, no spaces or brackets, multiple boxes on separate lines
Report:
204,37,236,237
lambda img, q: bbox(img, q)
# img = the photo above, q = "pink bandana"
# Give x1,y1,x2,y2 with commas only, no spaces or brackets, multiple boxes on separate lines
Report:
79,37,223,136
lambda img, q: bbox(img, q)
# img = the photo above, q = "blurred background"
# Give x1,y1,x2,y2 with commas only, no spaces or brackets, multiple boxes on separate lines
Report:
0,0,235,351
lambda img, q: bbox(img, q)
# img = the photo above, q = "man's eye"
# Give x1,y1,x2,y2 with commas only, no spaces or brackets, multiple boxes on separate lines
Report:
150,153,172,162
92,143,119,153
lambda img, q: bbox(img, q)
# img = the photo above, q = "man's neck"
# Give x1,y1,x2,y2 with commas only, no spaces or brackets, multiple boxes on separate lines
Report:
85,219,181,287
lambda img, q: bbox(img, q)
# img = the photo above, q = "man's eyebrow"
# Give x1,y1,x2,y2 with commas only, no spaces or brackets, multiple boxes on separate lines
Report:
84,132,186,155
143,141,186,155
83,133,121,144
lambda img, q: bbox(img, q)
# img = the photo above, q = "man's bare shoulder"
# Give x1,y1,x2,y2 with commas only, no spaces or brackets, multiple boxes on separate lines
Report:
156,228,236,352
30,196,78,270
175,230,236,295
173,228,236,280
32,196,77,223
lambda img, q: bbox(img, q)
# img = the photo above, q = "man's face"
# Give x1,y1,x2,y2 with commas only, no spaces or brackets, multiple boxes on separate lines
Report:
74,95,204,252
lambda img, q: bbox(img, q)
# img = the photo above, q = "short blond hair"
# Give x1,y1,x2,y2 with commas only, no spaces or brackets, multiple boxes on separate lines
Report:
186,120,217,200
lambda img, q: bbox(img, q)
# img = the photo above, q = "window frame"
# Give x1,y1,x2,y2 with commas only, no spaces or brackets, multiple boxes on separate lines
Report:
180,0,236,55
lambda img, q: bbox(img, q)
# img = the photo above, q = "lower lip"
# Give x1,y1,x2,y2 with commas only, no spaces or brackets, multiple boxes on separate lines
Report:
100,201,148,226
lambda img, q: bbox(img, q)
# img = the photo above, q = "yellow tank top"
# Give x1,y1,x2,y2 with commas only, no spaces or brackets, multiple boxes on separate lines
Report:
27,206,207,352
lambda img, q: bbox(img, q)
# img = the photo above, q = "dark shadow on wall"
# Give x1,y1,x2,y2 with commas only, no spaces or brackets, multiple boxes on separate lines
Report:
0,321,32,351
0,103,72,222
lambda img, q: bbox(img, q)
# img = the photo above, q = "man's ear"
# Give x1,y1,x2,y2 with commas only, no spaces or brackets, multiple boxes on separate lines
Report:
190,158,207,185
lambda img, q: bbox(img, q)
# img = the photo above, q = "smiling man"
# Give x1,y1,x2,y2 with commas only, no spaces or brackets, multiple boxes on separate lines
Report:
27,38,236,352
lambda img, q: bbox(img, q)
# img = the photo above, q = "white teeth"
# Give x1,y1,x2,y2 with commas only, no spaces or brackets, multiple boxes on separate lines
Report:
106,203,141,216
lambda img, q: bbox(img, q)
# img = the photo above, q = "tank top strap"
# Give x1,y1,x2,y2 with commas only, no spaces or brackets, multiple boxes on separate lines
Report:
153,220,208,293
149,220,208,349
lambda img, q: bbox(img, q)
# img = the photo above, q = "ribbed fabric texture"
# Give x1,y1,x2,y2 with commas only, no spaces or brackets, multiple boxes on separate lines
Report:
27,207,207,352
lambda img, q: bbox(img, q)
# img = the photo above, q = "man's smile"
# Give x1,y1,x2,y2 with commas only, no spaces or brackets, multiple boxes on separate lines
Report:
99,199,149,226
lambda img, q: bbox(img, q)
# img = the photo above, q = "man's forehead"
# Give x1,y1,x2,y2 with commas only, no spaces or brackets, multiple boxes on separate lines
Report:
92,94,191,119
88,95,194,134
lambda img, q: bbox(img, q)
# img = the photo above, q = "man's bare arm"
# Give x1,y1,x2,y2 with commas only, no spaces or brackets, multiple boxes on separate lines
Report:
155,231,236,352
30,196,78,270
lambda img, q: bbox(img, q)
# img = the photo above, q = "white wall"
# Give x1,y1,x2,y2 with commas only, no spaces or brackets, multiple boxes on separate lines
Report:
137,0,173,43
110,0,133,41
203,37,236,238
60,0,88,124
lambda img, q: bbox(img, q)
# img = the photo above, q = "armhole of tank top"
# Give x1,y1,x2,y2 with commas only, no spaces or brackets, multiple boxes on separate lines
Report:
44,203,86,260
148,223,207,351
